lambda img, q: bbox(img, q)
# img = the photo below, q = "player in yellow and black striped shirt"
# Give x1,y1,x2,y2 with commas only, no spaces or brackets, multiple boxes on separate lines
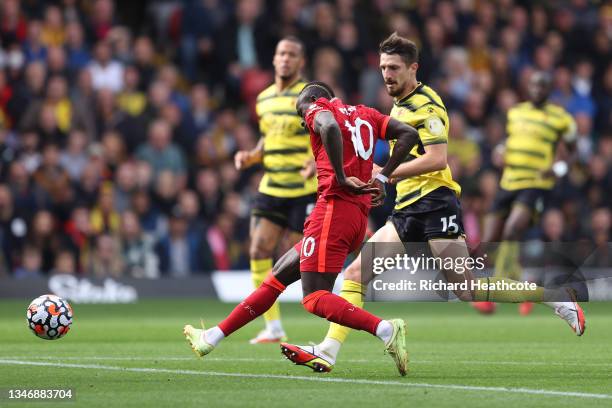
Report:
279,34,585,373
487,72,575,223
234,37,316,343
475,72,576,315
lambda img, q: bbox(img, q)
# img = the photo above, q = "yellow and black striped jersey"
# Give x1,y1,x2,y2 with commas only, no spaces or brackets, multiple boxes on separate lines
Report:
389,82,461,209
501,102,575,191
255,80,317,198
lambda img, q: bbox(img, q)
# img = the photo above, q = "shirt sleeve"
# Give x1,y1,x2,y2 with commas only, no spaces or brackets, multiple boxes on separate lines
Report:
415,105,448,146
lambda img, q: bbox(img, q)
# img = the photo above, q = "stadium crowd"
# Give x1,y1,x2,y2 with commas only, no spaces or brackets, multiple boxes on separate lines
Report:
0,0,610,278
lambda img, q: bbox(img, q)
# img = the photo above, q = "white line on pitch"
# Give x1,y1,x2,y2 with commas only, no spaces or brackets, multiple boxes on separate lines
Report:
0,356,373,363
2,356,612,367
0,359,609,400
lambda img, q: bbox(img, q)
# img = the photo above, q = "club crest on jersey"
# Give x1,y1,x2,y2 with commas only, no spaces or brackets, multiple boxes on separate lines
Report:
425,116,444,136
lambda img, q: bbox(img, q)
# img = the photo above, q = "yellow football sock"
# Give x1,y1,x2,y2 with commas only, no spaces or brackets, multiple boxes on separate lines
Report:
325,280,366,343
250,258,280,323
494,241,522,280
473,277,544,303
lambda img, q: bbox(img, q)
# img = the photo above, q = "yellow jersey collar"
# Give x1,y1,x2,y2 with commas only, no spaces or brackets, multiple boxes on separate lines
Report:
395,82,423,106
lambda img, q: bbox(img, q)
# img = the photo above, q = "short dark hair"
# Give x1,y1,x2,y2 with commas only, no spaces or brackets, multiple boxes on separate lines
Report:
299,81,335,100
379,32,419,64
279,35,305,55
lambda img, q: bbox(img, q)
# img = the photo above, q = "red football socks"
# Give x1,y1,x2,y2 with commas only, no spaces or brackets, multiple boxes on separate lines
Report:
218,275,286,336
302,290,381,335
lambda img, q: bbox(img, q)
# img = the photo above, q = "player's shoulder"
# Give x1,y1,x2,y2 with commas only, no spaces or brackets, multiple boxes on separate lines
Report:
508,102,533,116
257,80,307,101
398,82,447,114
353,103,383,119
256,84,277,102
290,80,307,94
418,84,444,104
544,102,571,118
314,97,344,113
304,98,336,122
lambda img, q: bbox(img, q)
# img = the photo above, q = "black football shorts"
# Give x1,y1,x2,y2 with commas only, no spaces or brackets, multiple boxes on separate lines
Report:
390,187,465,242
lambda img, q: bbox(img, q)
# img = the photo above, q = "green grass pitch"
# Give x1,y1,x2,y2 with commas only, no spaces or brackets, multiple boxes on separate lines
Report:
1,299,611,408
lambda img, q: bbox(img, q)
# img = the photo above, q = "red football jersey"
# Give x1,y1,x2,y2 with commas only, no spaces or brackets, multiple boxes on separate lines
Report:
304,97,390,212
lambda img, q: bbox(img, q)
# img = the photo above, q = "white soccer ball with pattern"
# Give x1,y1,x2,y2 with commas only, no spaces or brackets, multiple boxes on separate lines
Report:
26,294,73,340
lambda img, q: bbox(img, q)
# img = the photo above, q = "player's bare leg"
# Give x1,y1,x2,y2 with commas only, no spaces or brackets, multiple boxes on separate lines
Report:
481,212,504,243
281,269,408,375
183,247,301,358
476,205,534,315
499,204,534,314
249,215,287,343
429,236,586,335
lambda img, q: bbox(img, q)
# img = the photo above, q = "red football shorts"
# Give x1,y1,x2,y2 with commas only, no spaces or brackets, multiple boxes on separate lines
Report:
294,198,368,273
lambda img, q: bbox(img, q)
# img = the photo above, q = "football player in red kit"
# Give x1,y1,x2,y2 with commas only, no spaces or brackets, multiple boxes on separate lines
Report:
183,81,419,376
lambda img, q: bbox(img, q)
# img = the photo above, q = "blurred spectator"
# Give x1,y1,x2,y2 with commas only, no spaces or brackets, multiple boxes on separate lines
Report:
0,0,27,46
117,65,146,116
90,182,120,235
89,0,116,42
113,161,137,213
131,188,166,240
178,0,216,82
156,205,213,276
23,20,47,63
88,233,123,278
108,26,132,65
215,0,269,80
152,170,180,215
187,83,214,135
101,130,127,172
132,36,157,91
65,21,91,72
178,189,205,235
88,41,124,92
50,250,76,276
540,209,567,242
41,5,65,47
551,65,595,117
120,210,159,278
60,129,89,180
46,45,69,78
7,161,44,219
32,143,71,206
196,168,223,220
63,205,93,273
13,245,43,279
136,119,186,182
28,210,61,273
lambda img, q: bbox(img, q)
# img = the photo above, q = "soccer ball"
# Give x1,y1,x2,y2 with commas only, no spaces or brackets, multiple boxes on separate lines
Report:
26,294,73,340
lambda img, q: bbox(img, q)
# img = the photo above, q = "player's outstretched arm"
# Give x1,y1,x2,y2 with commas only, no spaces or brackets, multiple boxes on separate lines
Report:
314,111,376,195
